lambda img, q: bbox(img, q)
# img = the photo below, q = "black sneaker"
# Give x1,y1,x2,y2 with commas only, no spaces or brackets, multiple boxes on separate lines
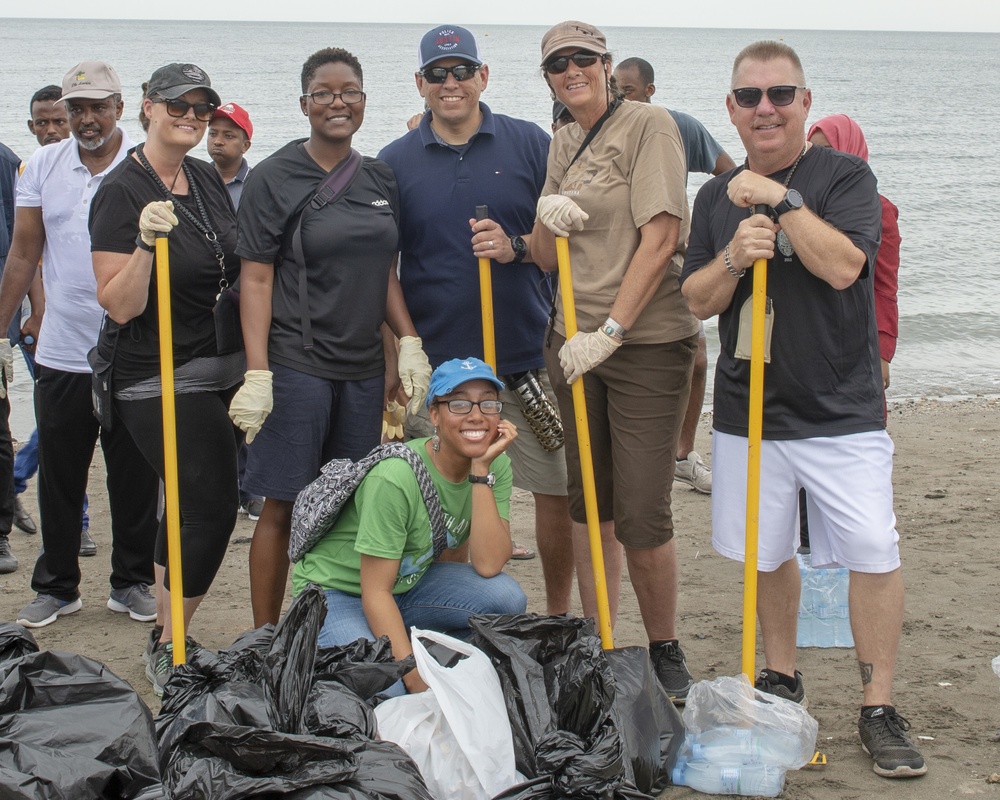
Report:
146,640,173,697
0,535,17,574
649,640,694,705
754,668,808,707
859,705,928,778
13,497,37,535
79,528,97,557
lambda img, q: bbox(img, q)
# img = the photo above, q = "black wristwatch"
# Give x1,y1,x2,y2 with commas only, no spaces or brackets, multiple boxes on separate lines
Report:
469,472,496,488
772,189,804,219
135,233,155,253
509,235,527,264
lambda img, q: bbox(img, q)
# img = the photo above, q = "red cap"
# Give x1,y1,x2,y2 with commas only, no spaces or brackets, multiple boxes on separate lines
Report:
212,102,253,141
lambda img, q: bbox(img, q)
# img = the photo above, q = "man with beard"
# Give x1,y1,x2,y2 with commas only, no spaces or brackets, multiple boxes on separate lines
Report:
0,61,159,629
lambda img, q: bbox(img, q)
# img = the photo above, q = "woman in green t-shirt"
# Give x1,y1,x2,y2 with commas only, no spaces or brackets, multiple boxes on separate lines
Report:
293,357,527,695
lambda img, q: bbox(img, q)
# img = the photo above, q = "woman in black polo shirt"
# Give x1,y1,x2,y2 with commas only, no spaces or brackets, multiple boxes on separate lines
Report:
90,62,239,696
232,47,430,627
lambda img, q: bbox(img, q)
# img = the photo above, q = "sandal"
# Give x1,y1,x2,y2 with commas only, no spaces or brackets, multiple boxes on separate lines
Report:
510,541,536,560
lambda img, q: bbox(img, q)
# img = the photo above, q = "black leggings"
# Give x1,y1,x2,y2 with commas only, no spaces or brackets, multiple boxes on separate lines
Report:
116,386,240,597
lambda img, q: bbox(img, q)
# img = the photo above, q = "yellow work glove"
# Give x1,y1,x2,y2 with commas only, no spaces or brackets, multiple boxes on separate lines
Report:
398,335,432,415
0,338,12,399
228,370,273,444
138,200,179,247
559,329,621,384
536,194,588,237
382,401,406,441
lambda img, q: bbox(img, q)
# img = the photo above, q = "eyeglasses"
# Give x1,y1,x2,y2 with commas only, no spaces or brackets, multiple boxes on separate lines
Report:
419,64,480,84
300,89,366,105
152,97,217,121
730,85,806,109
542,53,602,75
434,399,503,415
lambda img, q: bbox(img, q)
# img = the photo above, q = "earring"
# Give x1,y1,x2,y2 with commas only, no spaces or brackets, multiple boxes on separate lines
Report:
432,427,440,452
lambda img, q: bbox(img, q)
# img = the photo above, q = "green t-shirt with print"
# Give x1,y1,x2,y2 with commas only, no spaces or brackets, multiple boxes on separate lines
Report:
292,437,512,596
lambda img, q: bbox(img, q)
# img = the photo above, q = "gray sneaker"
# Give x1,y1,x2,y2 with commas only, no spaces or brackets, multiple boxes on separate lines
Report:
0,535,17,574
146,640,174,697
107,583,157,622
143,625,163,665
859,705,928,778
16,594,83,628
754,668,808,708
79,528,97,557
674,451,712,494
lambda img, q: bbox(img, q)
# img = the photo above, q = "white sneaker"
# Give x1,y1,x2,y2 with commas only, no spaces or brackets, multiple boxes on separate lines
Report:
675,451,712,494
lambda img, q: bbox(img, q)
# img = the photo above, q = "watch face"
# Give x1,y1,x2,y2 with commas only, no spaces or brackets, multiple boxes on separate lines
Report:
785,189,803,208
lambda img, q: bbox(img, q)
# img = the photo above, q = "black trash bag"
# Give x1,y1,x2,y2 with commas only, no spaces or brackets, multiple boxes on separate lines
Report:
307,680,378,740
0,623,38,663
605,647,684,794
0,649,160,799
264,583,327,733
313,636,415,703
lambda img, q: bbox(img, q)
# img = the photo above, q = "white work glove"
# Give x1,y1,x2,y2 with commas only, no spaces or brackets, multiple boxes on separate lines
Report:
398,335,432,415
228,370,273,444
382,401,406,441
139,200,179,247
537,195,589,237
559,330,621,384
0,339,12,399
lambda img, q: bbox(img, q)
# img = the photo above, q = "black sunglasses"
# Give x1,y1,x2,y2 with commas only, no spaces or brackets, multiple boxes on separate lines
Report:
731,85,806,109
152,97,217,122
419,64,480,84
543,52,602,75
300,89,366,105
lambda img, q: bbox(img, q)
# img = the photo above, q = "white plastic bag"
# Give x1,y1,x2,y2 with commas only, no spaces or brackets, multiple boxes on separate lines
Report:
375,628,518,800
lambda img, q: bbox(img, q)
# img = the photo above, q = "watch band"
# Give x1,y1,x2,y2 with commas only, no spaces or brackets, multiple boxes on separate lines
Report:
773,188,803,219
135,233,155,253
469,472,496,487
509,235,527,264
601,317,627,343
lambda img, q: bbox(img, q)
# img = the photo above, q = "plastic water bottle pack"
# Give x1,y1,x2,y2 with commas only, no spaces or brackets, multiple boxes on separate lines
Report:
797,551,854,647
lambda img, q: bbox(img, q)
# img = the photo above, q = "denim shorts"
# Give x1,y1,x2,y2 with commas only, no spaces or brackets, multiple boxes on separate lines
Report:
243,362,383,501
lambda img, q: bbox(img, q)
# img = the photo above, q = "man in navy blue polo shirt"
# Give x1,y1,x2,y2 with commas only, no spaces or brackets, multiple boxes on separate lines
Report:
378,24,575,615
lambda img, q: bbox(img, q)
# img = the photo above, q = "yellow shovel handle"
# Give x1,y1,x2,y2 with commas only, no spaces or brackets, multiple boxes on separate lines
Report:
155,234,186,666
556,237,614,650
741,257,768,679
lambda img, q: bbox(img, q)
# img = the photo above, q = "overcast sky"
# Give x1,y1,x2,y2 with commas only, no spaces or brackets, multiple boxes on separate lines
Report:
6,1,998,31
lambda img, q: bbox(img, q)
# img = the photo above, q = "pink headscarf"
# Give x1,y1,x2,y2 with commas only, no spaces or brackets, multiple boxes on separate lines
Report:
807,114,869,162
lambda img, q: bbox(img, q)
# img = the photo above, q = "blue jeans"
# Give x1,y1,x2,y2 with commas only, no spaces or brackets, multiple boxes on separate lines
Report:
318,562,527,696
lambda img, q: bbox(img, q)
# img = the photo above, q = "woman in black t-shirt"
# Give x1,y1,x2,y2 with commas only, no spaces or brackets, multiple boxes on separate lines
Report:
90,62,241,698
231,48,431,628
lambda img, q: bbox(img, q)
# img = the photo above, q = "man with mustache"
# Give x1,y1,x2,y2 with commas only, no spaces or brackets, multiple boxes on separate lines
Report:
0,61,159,629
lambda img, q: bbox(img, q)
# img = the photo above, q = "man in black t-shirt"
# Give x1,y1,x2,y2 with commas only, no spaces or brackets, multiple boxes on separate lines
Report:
681,41,927,780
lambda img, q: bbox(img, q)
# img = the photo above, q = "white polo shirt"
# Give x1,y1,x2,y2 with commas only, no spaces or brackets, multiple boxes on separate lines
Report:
16,128,134,373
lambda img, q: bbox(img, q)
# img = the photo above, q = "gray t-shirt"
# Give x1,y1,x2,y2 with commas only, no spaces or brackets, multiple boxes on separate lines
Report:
668,109,724,184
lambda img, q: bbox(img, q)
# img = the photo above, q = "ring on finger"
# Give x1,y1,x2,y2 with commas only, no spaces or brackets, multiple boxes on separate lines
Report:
488,240,494,248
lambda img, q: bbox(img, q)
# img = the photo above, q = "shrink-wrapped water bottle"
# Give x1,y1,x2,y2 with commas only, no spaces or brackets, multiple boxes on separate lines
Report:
689,726,807,769
672,756,785,797
797,552,853,647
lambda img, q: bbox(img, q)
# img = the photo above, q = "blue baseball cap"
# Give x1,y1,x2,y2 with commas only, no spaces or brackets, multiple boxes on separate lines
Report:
427,358,504,407
418,24,483,70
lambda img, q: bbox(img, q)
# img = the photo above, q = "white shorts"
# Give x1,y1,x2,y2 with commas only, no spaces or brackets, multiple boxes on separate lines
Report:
711,429,900,573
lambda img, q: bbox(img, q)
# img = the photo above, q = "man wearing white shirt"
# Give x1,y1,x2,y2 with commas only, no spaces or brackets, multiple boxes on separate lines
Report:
0,61,159,629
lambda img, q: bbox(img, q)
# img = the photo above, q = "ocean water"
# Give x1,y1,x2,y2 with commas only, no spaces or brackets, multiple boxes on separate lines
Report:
0,19,997,436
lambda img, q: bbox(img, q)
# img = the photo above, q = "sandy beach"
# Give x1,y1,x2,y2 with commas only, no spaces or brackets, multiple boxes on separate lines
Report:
2,397,998,798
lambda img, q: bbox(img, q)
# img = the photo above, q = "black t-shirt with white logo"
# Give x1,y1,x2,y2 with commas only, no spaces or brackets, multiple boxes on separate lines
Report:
237,140,400,381
683,146,884,439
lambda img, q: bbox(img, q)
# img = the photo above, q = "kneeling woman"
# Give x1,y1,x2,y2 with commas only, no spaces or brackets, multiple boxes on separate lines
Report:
292,358,527,694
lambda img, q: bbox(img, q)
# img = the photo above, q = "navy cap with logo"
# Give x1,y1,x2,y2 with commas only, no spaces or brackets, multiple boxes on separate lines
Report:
418,24,483,70
146,63,222,108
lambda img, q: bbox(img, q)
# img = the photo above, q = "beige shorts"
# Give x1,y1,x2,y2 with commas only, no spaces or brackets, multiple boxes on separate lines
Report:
406,368,568,497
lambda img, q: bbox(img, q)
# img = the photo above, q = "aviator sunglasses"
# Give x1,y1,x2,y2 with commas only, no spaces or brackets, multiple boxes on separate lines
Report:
152,97,217,121
542,52,603,74
419,64,480,83
731,85,806,108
